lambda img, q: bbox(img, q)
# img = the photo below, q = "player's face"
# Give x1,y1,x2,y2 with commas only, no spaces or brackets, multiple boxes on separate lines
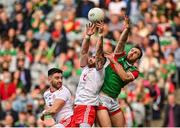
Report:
49,73,63,89
88,55,95,68
127,48,141,63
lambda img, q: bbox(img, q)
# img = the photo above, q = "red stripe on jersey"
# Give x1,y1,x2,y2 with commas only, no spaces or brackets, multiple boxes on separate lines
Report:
131,70,139,79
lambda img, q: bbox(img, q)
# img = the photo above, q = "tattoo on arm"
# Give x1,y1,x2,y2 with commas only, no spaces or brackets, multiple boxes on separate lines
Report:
113,61,134,83
80,37,90,56
95,35,106,70
114,28,130,54
80,37,90,67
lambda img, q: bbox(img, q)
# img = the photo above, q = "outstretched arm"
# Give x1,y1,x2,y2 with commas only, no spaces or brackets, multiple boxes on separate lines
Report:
114,16,130,54
95,21,106,70
105,53,137,83
80,23,96,67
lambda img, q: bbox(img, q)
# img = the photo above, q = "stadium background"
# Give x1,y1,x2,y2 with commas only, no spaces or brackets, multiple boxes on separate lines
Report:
0,0,179,127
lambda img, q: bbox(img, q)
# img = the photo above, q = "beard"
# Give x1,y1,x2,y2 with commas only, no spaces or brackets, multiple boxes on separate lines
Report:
52,81,62,90
88,62,95,68
87,59,95,68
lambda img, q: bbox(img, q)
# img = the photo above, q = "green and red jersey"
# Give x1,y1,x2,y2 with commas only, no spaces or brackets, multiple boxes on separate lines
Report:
101,52,139,98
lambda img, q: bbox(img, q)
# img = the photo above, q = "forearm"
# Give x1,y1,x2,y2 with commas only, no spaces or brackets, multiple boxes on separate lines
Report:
112,61,133,82
80,35,91,55
95,35,105,70
44,105,61,115
80,35,91,67
96,34,103,52
44,107,56,115
114,27,130,54
113,62,128,80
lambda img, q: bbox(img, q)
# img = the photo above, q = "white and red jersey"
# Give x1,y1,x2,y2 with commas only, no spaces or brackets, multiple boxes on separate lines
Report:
43,85,73,123
74,60,109,106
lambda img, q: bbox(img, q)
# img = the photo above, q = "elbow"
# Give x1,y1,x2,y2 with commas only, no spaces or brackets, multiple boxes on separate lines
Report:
49,109,58,115
117,73,126,81
121,77,127,82
120,75,130,82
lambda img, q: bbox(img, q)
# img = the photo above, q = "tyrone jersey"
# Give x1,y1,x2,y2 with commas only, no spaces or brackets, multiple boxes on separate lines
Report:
74,60,109,106
43,86,73,123
101,52,139,98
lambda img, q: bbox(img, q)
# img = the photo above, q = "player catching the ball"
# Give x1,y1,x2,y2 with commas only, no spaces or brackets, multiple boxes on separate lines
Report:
72,21,109,127
96,16,143,127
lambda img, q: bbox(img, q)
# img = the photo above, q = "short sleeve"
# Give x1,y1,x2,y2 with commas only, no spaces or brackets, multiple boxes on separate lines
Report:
55,87,70,101
131,70,139,79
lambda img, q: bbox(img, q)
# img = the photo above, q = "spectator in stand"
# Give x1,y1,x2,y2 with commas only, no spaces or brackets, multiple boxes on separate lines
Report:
0,0,179,127
49,19,68,57
0,11,11,37
14,112,28,127
16,55,31,92
174,42,180,88
108,0,127,16
108,14,123,32
34,22,51,42
3,114,14,127
163,93,180,127
0,71,16,101
76,0,95,18
1,100,18,123
11,12,28,35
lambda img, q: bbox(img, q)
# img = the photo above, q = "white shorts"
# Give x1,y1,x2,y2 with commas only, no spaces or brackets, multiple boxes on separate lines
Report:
98,92,120,114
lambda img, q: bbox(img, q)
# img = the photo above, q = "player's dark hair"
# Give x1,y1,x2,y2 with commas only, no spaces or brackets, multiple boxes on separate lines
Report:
134,45,143,59
48,68,63,76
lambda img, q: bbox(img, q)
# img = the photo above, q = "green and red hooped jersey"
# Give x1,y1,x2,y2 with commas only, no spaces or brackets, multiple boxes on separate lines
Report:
101,52,139,98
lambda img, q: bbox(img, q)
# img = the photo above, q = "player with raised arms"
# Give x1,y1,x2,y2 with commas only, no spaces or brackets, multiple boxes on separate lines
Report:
71,19,110,127
96,16,143,127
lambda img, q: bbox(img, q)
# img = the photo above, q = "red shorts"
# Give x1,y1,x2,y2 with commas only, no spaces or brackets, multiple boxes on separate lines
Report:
71,105,96,127
59,115,73,127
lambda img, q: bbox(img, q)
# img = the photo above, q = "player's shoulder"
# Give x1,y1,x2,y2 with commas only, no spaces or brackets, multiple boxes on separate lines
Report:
43,88,51,97
56,85,71,95
54,85,72,99
62,85,70,92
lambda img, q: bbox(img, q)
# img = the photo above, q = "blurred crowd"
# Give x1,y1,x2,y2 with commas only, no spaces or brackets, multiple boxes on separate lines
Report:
0,0,179,127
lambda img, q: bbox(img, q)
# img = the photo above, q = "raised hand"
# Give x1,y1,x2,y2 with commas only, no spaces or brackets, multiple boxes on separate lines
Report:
86,22,96,36
96,21,104,35
123,15,131,29
104,52,116,64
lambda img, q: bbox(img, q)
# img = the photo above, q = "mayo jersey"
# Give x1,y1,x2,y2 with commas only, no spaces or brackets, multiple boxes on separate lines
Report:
43,86,73,123
74,60,109,106
101,52,139,98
